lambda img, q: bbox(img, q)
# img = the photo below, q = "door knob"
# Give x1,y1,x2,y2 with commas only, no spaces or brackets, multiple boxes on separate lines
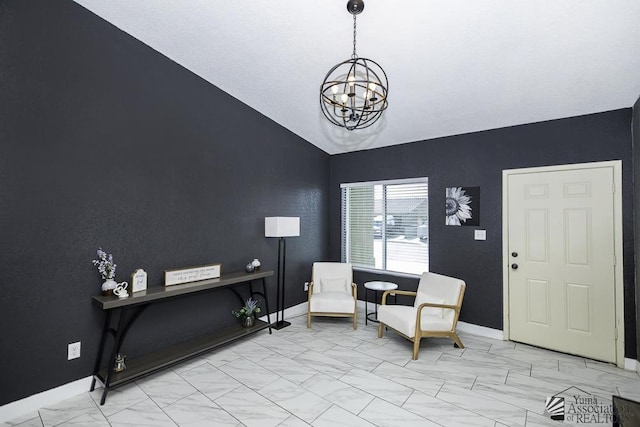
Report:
511,252,518,257
511,263,518,270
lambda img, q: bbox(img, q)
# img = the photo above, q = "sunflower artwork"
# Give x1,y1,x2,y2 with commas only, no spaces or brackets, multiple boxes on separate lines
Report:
445,187,480,226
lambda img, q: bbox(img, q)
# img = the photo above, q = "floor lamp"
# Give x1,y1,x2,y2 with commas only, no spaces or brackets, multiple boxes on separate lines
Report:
265,216,300,330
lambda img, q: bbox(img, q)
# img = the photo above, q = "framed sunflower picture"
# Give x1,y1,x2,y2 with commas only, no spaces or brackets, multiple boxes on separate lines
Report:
445,186,480,226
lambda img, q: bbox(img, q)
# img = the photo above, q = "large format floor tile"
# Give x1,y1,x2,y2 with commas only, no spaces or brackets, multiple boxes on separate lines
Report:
5,309,639,426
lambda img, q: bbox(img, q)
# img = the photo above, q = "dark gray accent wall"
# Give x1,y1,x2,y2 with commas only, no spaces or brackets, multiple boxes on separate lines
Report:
633,95,640,364
0,0,329,405
330,110,636,358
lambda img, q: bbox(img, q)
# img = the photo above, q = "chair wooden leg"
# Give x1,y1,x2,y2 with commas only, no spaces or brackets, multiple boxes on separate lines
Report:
377,322,384,338
353,313,357,330
412,337,421,360
451,332,464,349
307,312,311,328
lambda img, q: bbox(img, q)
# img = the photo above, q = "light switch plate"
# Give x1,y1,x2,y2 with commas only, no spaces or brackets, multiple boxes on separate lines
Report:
474,230,487,240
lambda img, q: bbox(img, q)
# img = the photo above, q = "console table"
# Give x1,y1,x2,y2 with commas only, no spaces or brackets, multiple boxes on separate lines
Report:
90,270,273,405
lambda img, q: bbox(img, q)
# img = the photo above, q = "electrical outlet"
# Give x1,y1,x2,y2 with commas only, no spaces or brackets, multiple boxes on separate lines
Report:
304,282,309,291
68,342,81,360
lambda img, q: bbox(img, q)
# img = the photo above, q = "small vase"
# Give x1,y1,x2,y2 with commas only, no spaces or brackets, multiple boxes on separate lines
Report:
242,316,255,328
102,279,118,296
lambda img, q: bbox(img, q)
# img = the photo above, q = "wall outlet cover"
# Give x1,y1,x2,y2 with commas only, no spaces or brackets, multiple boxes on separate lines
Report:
68,342,81,360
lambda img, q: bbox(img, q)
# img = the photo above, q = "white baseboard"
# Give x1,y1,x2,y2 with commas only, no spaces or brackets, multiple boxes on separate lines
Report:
4,305,637,423
0,376,95,424
456,321,504,341
281,302,308,319
455,323,640,371
624,358,639,372
284,301,506,342
258,302,308,324
297,300,506,340
2,304,315,424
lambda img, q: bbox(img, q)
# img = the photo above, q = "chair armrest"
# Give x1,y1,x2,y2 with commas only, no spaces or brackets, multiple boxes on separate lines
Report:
381,289,415,305
308,281,315,299
415,302,461,331
417,302,459,310
416,302,460,320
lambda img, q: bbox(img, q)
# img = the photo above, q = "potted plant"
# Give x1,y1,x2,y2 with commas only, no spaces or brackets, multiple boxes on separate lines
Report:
92,248,118,296
233,297,261,327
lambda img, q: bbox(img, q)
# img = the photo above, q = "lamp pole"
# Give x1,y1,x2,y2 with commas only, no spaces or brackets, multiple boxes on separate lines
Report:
274,236,290,329
265,216,299,330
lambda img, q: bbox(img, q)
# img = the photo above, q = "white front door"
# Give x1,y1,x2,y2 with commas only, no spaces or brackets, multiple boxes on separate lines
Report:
505,163,619,363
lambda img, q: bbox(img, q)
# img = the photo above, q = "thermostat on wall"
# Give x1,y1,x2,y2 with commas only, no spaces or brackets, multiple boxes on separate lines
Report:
474,230,487,241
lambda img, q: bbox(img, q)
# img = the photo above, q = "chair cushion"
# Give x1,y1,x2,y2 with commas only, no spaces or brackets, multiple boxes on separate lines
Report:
321,277,349,293
310,292,355,314
312,262,353,294
416,272,464,305
378,305,453,338
415,272,465,324
414,293,445,318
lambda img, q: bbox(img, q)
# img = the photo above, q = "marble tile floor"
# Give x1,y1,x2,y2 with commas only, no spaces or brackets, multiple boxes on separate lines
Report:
4,311,639,427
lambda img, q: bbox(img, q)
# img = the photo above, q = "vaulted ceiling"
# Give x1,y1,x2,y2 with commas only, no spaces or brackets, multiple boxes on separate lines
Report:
74,0,640,155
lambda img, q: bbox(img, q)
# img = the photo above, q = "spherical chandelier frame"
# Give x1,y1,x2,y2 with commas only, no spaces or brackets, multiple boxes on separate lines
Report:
319,0,389,131
320,57,388,131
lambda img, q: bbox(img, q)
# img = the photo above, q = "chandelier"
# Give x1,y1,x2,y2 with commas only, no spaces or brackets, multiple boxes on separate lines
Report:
320,0,389,131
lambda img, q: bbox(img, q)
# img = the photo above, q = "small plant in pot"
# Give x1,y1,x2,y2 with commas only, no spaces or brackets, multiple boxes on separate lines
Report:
233,297,261,327
92,247,118,296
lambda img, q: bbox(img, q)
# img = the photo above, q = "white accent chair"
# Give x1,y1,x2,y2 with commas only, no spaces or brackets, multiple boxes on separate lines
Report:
307,262,357,329
377,272,465,359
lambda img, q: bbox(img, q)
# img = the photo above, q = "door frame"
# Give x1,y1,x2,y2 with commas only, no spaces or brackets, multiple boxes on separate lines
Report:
502,160,624,367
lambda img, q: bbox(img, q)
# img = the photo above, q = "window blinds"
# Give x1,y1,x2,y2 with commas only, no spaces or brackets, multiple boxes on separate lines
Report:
341,178,429,275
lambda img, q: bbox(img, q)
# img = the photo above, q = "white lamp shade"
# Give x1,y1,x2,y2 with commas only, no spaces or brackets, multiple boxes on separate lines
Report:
265,217,300,237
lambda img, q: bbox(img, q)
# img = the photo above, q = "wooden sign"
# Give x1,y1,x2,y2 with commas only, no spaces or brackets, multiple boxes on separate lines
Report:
164,263,221,287
131,269,148,293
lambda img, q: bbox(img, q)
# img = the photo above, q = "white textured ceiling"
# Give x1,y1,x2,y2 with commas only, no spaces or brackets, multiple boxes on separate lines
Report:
74,0,640,155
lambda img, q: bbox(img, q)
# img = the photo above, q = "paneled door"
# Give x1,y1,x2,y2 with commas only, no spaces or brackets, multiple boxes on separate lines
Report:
506,164,617,363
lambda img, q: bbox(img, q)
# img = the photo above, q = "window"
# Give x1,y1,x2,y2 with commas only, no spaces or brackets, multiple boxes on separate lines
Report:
341,178,428,275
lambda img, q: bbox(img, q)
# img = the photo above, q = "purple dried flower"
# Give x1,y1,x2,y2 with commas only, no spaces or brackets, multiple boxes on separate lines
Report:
92,247,116,280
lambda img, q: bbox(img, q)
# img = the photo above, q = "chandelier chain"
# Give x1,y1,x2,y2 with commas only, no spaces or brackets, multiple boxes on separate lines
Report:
352,13,357,59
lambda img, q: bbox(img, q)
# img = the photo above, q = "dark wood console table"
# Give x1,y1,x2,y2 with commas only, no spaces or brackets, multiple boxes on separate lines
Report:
90,270,273,405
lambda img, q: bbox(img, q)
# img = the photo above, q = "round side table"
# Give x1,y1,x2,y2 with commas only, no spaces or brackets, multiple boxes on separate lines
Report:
364,281,398,324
